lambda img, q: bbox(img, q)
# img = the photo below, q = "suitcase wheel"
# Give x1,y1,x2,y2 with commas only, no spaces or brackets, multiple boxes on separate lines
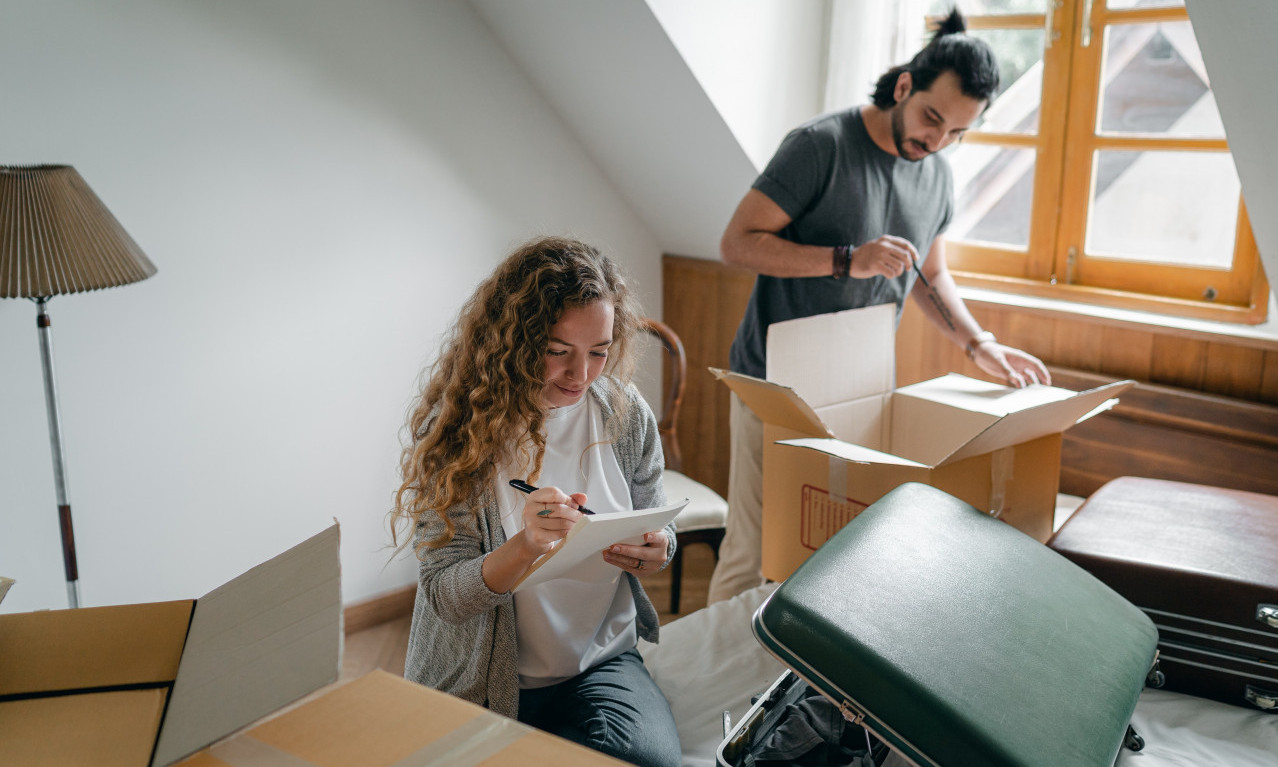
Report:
1146,668,1165,688
1123,725,1145,752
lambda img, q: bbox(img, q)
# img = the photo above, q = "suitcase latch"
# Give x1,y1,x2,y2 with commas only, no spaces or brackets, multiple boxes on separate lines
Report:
838,700,865,725
1258,604,1278,630
1244,685,1278,711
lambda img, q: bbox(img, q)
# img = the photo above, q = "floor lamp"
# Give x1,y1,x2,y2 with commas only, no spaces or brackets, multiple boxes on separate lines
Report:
1,165,157,608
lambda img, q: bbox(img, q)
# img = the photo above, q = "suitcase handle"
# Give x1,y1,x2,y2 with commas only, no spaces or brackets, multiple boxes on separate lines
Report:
1258,604,1278,630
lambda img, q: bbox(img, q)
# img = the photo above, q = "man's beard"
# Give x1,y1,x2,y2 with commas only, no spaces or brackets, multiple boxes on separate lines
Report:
891,102,930,162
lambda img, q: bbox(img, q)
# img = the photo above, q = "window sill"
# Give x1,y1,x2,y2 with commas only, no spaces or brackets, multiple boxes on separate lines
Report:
956,284,1278,353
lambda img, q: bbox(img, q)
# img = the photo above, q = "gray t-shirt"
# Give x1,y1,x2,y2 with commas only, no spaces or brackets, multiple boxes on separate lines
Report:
728,107,954,378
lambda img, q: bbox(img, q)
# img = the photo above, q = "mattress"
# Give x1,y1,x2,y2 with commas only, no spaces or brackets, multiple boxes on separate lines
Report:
639,584,1278,767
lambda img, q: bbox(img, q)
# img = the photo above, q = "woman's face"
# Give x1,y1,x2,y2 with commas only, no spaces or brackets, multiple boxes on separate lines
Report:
542,300,614,408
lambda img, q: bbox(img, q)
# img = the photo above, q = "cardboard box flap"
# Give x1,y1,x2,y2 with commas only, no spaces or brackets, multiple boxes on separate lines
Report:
0,600,192,697
712,368,832,438
766,304,895,408
778,437,930,468
0,689,170,767
938,381,1133,465
815,395,892,451
894,373,1080,416
179,671,629,767
150,524,343,766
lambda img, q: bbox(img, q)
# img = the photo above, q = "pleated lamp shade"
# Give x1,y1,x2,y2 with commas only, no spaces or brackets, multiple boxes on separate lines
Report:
0,164,157,298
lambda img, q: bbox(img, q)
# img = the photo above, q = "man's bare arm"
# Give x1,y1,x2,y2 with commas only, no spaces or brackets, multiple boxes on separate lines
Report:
722,189,933,281
910,239,1051,388
720,189,832,277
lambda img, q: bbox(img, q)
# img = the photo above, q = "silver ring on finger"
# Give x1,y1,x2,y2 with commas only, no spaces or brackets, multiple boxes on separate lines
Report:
636,559,644,571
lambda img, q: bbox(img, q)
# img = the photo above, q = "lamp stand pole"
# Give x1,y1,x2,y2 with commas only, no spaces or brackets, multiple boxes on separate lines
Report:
34,297,81,608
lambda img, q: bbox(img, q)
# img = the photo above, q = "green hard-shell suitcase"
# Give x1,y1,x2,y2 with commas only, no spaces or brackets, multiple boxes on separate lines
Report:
750,483,1161,767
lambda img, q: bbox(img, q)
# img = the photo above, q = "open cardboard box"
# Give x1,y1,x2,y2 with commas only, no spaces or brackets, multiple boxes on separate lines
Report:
175,669,629,767
715,304,1133,581
0,525,343,766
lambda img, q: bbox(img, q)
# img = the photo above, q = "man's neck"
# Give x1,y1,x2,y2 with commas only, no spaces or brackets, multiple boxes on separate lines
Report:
860,105,900,158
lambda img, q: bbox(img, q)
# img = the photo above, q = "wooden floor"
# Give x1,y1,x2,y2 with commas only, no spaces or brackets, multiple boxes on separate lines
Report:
341,541,719,681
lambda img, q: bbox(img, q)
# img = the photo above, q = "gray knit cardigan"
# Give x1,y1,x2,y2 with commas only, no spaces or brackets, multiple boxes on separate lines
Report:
403,378,675,718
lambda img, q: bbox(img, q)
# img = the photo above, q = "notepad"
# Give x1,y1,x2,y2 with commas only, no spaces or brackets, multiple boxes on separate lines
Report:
512,499,689,591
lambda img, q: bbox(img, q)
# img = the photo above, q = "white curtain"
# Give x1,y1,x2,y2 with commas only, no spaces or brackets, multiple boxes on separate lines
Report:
823,0,932,113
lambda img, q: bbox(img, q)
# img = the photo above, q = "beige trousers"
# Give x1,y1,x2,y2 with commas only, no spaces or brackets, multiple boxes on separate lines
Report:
706,392,767,604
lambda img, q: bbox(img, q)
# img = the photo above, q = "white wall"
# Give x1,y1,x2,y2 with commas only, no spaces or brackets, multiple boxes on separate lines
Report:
472,0,758,260
645,0,828,171
0,0,663,613
1186,0,1278,292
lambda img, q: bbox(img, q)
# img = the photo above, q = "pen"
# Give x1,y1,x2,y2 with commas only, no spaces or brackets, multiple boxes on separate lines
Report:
910,257,932,289
508,479,596,515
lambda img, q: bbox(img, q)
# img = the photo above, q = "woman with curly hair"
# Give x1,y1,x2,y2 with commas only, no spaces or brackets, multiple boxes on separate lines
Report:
391,236,681,767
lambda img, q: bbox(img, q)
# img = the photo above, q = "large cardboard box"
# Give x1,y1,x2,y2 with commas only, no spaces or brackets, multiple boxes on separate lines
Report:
176,670,628,767
716,305,1132,581
0,525,342,766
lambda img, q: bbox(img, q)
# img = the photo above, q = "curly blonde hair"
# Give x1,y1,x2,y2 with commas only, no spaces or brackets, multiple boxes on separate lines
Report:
391,236,643,552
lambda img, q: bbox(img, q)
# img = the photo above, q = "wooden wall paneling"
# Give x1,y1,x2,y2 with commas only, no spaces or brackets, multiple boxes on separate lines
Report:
1053,368,1278,497
896,298,973,384
1052,318,1104,370
662,255,753,498
1098,325,1154,381
1263,350,1278,402
1001,304,1057,363
893,301,927,386
1150,334,1207,390
1203,342,1266,400
1062,416,1278,497
896,300,934,385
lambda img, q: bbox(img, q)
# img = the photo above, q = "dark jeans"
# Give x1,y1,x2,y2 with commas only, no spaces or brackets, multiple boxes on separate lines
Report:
518,648,682,767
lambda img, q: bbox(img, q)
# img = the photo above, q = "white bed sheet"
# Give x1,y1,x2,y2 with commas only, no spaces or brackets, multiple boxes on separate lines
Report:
639,584,1278,767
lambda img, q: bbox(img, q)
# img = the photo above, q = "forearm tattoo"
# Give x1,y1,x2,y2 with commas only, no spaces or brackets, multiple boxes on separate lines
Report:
925,287,958,332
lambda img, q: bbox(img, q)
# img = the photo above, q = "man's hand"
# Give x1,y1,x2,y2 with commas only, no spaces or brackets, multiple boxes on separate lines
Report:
973,343,1052,389
850,235,920,280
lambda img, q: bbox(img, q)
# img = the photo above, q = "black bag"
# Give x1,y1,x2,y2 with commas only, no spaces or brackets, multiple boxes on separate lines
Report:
719,670,889,767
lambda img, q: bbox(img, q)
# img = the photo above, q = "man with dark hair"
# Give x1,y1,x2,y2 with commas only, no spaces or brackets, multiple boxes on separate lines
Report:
708,8,1051,604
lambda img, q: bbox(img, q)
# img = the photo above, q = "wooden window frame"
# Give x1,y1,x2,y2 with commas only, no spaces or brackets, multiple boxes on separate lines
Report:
939,2,1270,324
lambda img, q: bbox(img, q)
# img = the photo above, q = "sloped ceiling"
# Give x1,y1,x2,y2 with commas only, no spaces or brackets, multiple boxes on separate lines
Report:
468,0,757,259
473,0,1273,298
1186,0,1277,291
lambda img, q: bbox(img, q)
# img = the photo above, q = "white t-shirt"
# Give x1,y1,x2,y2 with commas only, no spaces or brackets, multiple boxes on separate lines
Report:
496,395,638,688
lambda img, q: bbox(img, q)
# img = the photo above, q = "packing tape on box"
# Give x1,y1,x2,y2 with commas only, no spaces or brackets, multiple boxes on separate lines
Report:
988,446,1014,519
828,456,848,506
391,711,527,767
209,711,526,767
210,735,322,767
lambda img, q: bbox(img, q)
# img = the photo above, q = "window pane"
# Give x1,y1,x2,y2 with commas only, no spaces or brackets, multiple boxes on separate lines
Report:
967,28,1045,133
928,0,1047,14
1107,0,1183,9
1087,150,1239,268
1098,21,1224,138
947,143,1035,248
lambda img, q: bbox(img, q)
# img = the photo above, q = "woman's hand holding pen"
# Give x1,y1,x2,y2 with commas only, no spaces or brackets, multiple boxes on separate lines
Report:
604,530,669,577
519,486,587,556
